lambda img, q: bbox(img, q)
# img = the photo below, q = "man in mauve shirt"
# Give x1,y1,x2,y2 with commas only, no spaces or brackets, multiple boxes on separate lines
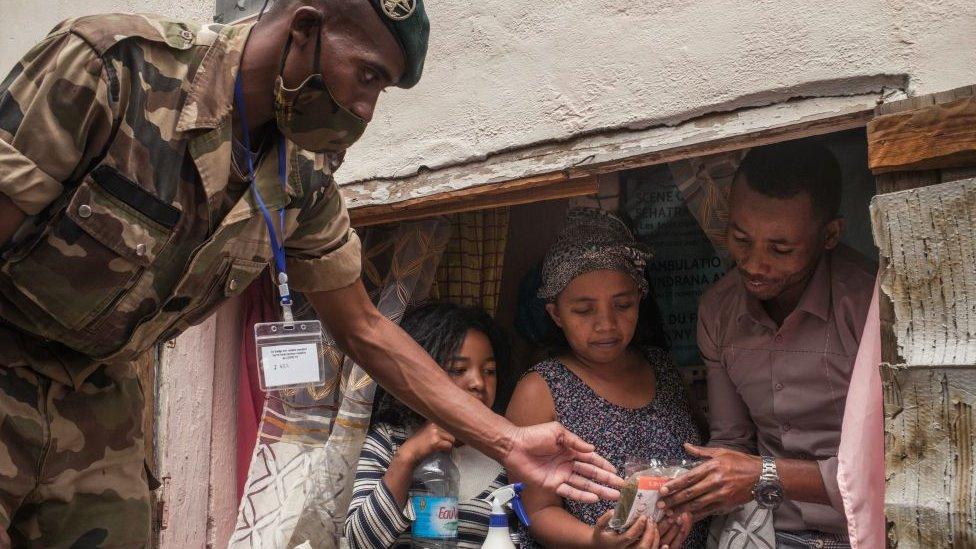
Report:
660,140,876,548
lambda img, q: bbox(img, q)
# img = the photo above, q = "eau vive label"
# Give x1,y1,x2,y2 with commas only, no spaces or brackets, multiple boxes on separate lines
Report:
410,495,459,539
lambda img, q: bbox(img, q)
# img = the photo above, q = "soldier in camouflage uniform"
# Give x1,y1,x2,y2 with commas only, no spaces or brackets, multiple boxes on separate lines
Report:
0,0,621,546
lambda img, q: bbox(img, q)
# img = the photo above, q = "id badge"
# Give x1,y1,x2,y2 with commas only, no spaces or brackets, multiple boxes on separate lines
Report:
254,320,327,391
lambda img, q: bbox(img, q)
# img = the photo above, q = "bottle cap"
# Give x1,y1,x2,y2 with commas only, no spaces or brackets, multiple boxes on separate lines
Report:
488,483,531,527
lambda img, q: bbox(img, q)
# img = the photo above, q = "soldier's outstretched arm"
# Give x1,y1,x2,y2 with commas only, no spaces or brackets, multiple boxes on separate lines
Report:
309,278,522,456
281,120,620,501
307,280,622,503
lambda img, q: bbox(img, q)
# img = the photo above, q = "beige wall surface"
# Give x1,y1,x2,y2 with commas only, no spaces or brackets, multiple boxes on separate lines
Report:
340,0,976,185
0,0,213,71
2,0,974,186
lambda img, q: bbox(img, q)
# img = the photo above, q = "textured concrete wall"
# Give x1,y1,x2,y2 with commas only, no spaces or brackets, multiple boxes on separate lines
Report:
3,0,973,186
340,0,976,184
0,0,213,71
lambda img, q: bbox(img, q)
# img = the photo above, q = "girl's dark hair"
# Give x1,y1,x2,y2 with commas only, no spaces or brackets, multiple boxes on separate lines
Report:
371,302,510,427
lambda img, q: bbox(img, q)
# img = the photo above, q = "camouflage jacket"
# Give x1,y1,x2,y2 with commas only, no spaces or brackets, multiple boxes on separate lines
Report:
0,14,362,387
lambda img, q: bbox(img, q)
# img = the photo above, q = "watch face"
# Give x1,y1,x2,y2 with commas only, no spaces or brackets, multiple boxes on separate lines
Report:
755,481,784,509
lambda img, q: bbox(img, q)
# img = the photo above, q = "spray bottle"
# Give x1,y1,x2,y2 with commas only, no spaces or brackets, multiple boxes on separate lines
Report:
481,483,530,549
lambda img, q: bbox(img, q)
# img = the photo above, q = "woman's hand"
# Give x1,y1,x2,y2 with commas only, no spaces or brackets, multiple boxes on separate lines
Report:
397,422,455,466
590,510,662,548
657,511,693,549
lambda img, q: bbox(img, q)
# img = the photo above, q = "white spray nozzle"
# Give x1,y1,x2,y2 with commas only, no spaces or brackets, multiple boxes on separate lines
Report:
488,483,530,527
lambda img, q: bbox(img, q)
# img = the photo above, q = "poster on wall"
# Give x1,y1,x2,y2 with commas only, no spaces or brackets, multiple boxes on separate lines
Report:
623,165,728,368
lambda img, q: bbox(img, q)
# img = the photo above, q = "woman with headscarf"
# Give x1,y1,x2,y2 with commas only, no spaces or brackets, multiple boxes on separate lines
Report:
507,207,705,548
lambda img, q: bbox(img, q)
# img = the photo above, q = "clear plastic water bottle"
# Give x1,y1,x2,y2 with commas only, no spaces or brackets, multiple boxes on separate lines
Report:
409,451,460,548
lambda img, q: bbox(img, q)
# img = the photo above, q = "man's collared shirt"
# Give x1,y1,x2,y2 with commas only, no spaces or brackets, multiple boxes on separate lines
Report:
698,244,876,534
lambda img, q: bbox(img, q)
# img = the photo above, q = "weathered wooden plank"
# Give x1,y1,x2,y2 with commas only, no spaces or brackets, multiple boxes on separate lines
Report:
342,94,884,211
933,85,976,106
350,175,597,227
877,260,902,366
875,91,938,116
874,171,940,195
570,172,621,211
872,177,976,365
868,94,976,174
569,106,872,180
157,317,217,549
941,166,976,184
873,171,940,365
873,175,976,548
208,297,243,548
869,84,976,549
882,364,976,548
873,85,974,117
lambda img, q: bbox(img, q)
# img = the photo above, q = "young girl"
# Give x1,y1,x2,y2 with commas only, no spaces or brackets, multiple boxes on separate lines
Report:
345,302,509,549
507,207,705,549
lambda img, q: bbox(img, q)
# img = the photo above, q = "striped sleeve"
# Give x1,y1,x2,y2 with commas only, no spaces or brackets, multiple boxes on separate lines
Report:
457,471,510,548
344,424,412,549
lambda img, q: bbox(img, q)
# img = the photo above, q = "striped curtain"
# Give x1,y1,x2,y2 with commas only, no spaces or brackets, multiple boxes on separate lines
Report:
431,208,510,316
231,219,451,548
667,150,747,254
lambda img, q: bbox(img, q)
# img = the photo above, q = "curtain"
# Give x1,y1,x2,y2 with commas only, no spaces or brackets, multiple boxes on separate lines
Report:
431,208,510,316
236,272,276,498
230,219,451,548
667,150,747,254
837,277,883,549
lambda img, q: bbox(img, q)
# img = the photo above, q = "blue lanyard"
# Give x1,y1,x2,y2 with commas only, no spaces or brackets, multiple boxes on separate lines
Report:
233,74,293,319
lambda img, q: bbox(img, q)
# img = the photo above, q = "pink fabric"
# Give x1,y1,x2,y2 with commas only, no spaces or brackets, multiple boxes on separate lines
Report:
837,276,884,548
236,272,274,500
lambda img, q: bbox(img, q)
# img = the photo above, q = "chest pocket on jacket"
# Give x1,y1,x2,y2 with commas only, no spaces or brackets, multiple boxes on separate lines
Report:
3,165,179,331
180,255,266,327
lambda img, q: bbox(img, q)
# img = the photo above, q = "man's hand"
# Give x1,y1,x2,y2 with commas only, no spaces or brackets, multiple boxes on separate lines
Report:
503,422,623,503
658,443,761,521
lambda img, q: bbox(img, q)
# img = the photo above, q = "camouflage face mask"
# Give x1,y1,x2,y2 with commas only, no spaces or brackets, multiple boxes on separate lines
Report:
273,31,367,153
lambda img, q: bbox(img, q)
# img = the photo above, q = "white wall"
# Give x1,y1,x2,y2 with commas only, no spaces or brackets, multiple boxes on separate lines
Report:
4,0,973,187
339,0,976,184
0,0,213,72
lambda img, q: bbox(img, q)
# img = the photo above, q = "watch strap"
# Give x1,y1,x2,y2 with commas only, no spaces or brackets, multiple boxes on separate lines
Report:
760,455,779,480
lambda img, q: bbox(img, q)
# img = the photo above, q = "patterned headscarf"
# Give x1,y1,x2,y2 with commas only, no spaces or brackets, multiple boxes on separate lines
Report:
538,207,651,301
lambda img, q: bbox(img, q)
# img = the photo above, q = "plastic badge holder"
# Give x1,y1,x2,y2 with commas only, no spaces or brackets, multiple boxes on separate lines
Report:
609,458,697,532
254,320,327,391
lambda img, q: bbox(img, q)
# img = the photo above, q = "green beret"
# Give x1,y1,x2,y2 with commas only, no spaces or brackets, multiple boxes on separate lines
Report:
365,0,429,88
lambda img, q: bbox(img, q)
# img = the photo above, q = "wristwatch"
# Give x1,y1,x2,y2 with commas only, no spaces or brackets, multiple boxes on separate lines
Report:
752,456,784,509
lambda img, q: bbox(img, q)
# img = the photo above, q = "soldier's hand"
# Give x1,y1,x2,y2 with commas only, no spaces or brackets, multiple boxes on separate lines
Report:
501,422,622,503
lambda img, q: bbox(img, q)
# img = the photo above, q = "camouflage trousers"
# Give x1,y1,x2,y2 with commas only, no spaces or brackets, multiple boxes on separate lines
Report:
0,362,150,548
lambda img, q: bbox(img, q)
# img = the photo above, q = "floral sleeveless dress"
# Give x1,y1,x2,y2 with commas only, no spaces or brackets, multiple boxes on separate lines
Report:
517,347,706,548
